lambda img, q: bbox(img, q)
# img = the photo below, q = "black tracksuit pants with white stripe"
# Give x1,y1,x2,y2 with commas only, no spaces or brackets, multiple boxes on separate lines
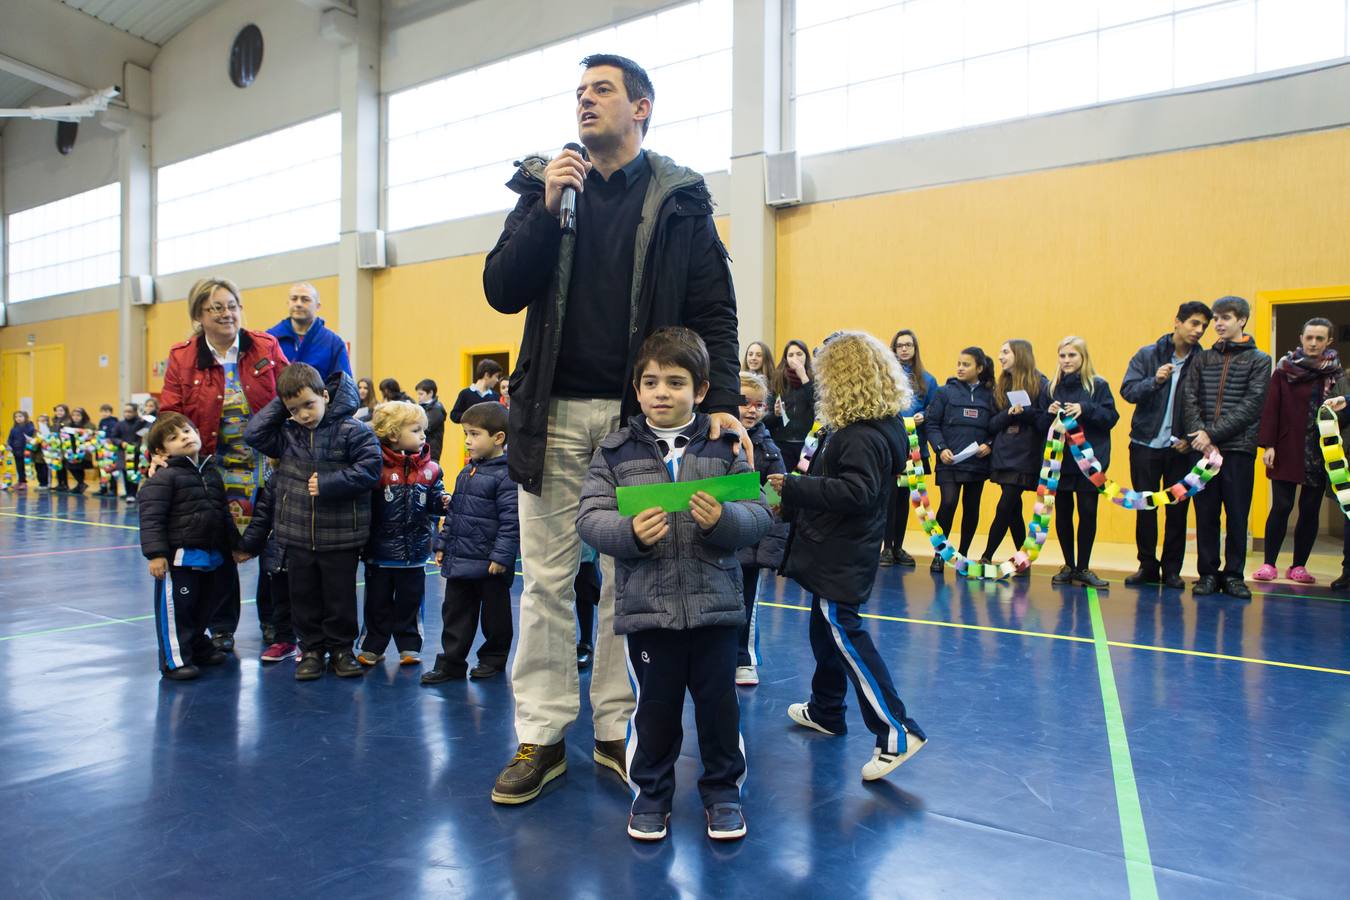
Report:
154,564,230,672
625,625,745,815
806,595,925,753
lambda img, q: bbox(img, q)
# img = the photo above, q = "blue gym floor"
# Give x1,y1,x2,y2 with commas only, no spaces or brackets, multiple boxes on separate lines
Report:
2,490,1348,899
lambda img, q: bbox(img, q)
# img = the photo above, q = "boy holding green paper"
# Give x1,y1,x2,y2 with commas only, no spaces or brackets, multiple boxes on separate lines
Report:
577,327,771,844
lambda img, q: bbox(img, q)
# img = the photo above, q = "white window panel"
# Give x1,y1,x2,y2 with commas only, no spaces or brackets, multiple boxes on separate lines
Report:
796,18,851,95
1028,0,1098,45
904,0,966,71
385,0,732,233
848,5,905,84
1257,0,1347,71
1098,0,1172,30
965,48,1028,126
903,62,963,137
155,114,340,274
6,182,120,302
1099,18,1173,101
1175,1,1256,89
965,0,1029,59
795,86,849,156
846,74,904,148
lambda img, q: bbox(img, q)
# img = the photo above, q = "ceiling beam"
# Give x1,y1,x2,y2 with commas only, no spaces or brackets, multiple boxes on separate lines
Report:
0,52,93,98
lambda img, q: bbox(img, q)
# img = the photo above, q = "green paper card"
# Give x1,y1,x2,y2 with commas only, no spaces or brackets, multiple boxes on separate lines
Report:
765,479,782,506
616,471,762,516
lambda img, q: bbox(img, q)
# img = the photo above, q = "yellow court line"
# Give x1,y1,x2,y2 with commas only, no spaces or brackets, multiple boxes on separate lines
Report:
1105,640,1350,677
0,511,138,531
759,600,1349,676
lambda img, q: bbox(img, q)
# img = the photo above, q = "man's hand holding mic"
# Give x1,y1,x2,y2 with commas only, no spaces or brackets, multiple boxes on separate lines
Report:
546,143,592,227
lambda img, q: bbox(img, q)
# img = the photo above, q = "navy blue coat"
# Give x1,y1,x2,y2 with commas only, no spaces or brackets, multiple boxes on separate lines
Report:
926,378,997,479
268,317,352,380
737,422,789,569
988,374,1051,475
240,475,286,575
367,444,446,566
7,422,34,460
1051,375,1120,491
435,453,519,579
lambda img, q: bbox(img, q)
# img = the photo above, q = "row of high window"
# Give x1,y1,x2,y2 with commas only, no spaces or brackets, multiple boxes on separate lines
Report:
8,0,1349,302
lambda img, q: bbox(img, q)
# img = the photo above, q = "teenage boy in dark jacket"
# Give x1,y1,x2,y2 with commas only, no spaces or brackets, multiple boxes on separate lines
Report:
358,400,447,668
1120,301,1211,588
415,379,449,465
1179,296,1272,599
244,363,382,680
423,401,518,684
138,413,235,680
577,328,770,843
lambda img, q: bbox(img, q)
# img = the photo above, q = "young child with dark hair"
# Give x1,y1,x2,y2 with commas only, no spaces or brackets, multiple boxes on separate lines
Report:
577,326,771,843
423,400,519,684
138,413,235,680
733,370,787,687
244,362,382,681
450,360,503,423
926,346,996,572
359,400,446,667
770,331,927,783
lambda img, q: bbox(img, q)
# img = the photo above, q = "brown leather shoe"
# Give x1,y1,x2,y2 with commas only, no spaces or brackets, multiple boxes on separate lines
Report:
490,742,567,805
593,738,628,781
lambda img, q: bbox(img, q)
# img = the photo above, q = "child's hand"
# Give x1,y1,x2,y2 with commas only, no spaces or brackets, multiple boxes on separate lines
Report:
232,550,253,564
940,449,955,464
434,551,443,566
689,491,723,529
146,452,169,478
976,444,991,458
632,506,669,547
442,494,451,510
148,557,167,579
912,412,925,425
766,473,786,493
488,561,507,575
308,472,319,496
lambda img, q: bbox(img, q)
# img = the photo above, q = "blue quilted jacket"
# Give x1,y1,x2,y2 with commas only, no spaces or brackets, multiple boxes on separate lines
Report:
435,453,519,579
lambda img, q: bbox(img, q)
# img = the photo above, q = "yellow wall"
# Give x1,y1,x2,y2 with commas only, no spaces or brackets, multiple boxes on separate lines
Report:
776,126,1350,544
0,309,120,420
144,276,340,392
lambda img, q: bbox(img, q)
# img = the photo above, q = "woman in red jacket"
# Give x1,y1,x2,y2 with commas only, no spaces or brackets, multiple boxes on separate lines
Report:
159,277,289,649
1255,317,1349,584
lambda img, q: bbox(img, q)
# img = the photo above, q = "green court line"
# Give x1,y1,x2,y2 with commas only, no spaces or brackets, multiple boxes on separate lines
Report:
1087,587,1158,900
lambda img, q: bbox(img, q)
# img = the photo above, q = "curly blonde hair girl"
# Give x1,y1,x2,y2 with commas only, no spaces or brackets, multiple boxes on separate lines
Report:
813,331,913,429
370,400,427,444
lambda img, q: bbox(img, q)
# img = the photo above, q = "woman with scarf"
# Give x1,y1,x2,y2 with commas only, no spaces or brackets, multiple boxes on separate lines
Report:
1254,317,1350,584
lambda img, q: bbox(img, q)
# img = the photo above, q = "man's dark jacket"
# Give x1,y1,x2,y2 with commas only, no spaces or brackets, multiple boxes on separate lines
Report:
1179,336,1272,457
1120,334,1200,445
483,150,740,494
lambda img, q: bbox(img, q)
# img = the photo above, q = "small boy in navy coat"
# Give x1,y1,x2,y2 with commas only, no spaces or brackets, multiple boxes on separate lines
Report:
423,401,519,684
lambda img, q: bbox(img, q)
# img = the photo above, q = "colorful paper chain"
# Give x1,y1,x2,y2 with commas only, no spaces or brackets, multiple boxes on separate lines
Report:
12,433,147,487
902,413,1224,580
1316,404,1350,520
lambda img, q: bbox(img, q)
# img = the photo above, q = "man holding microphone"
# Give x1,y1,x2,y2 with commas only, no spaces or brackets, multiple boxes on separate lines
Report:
482,54,747,805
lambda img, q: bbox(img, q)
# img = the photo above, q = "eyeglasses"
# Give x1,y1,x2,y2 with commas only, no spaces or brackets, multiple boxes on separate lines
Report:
741,401,768,410
202,303,241,316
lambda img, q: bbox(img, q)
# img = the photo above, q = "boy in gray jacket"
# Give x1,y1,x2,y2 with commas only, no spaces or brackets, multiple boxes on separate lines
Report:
577,327,771,844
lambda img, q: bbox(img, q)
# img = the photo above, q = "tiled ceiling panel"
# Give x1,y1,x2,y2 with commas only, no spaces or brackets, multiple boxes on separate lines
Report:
60,0,222,46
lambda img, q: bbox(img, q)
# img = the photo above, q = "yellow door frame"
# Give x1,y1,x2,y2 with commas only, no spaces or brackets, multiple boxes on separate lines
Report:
1,344,66,421
1250,284,1350,537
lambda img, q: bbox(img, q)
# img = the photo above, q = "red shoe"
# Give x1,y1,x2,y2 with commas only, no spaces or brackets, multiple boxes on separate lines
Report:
260,642,297,662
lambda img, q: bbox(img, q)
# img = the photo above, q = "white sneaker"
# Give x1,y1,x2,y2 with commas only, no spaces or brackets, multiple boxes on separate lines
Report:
735,665,759,686
861,732,927,782
787,702,843,736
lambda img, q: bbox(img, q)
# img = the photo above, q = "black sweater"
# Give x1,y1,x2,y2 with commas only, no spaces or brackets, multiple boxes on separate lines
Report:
138,455,237,560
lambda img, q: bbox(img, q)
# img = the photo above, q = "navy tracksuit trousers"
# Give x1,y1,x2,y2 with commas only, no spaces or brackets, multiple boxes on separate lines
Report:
624,625,746,815
154,563,231,672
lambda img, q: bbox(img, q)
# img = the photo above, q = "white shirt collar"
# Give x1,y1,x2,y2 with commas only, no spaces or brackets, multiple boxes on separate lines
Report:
207,333,240,365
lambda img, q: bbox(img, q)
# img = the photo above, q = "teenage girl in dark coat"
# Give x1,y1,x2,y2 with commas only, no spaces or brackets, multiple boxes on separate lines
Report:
926,347,996,573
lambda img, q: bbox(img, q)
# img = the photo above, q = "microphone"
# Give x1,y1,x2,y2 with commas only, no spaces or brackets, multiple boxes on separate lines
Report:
559,142,587,233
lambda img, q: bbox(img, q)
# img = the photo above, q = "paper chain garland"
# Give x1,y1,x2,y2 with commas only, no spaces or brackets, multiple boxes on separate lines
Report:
902,412,1225,580
10,432,148,488
1316,404,1350,521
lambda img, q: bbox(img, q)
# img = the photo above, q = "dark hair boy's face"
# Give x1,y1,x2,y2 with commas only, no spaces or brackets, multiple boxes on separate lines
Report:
1174,314,1210,345
284,387,329,430
636,361,708,429
162,425,201,458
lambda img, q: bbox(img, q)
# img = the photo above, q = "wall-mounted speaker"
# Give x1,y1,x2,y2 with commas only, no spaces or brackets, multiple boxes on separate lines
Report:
357,230,386,269
764,150,801,208
127,274,155,306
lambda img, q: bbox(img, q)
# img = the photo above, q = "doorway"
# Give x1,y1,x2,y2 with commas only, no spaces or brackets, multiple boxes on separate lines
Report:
454,346,512,471
1,344,65,425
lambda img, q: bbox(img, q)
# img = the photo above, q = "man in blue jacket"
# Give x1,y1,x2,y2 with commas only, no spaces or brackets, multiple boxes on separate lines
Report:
268,282,352,380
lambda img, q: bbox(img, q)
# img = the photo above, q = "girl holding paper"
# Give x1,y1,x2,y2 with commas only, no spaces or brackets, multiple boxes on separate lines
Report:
981,340,1050,565
882,330,938,567
1048,336,1120,588
925,348,996,573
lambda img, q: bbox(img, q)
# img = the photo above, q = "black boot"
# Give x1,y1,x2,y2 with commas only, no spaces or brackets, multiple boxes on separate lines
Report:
1333,569,1350,591
420,653,466,685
